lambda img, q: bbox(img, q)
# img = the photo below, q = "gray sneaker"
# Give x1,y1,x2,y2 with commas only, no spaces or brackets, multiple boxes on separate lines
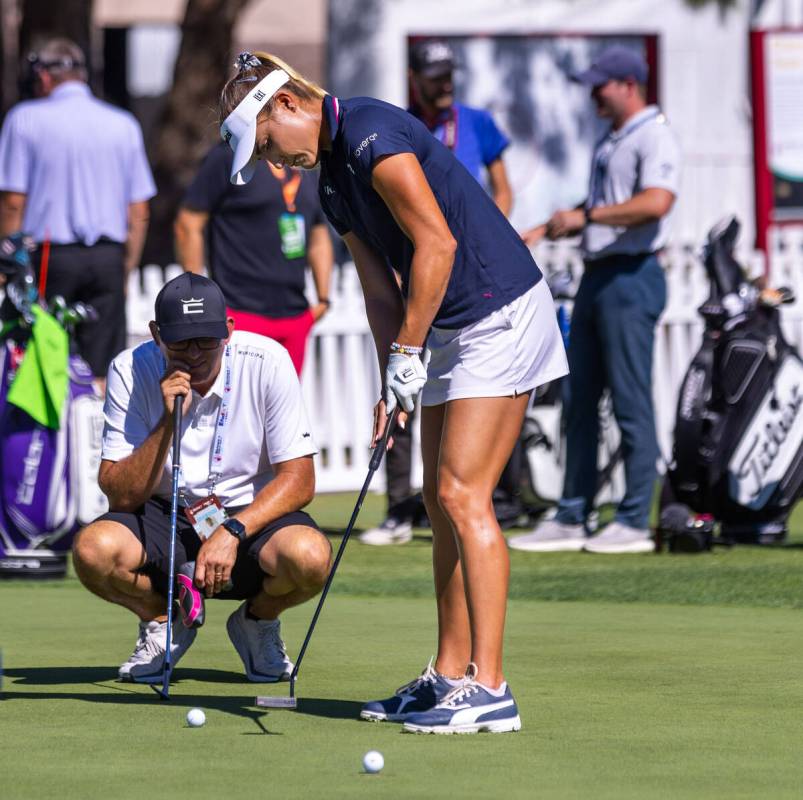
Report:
226,602,294,682
508,519,587,552
583,521,654,554
118,619,196,683
359,515,414,546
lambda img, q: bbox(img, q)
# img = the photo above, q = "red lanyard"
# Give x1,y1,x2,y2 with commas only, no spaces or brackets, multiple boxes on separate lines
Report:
441,107,458,151
267,163,302,213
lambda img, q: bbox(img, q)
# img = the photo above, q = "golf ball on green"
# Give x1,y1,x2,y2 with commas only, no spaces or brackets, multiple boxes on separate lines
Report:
363,750,384,773
186,708,206,727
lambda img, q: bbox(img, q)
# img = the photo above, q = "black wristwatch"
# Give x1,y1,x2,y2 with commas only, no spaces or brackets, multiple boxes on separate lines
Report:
584,206,594,226
222,518,247,543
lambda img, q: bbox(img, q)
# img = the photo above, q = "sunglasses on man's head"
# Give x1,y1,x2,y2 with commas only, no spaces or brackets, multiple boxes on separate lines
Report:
163,337,222,352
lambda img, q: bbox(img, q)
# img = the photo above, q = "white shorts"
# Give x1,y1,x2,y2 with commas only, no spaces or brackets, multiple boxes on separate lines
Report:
421,278,569,407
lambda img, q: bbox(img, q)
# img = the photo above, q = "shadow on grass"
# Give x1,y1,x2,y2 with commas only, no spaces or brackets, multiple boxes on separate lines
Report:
4,666,246,685
3,666,363,727
295,697,363,720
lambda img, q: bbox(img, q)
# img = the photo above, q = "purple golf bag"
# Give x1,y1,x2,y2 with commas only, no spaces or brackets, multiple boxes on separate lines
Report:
0,233,107,578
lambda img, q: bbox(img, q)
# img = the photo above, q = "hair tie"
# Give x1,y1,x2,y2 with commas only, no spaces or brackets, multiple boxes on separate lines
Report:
234,51,262,72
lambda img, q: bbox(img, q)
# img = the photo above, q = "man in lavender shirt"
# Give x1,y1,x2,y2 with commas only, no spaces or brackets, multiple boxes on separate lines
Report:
0,38,156,384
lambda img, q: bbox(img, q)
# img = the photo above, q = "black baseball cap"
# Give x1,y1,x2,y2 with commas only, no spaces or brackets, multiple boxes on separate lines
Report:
154,273,229,343
409,39,455,77
572,46,649,87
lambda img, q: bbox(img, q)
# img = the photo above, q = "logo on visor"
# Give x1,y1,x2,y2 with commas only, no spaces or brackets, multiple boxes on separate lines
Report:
253,89,266,102
181,297,205,315
354,133,378,157
222,129,232,143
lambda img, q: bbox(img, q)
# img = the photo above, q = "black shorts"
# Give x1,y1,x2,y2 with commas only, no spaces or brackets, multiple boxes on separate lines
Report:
34,240,126,378
98,497,322,600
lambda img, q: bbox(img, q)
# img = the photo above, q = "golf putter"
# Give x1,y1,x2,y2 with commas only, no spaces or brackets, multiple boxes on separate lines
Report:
152,398,183,700
257,406,401,709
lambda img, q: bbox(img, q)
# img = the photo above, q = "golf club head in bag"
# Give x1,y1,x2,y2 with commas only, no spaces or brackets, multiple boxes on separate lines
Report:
257,408,400,710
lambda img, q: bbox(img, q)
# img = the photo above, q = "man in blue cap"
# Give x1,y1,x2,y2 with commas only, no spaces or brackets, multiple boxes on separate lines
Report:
72,272,332,683
514,45,681,554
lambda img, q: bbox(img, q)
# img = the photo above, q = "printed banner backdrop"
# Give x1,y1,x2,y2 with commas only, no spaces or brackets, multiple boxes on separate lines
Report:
405,34,656,231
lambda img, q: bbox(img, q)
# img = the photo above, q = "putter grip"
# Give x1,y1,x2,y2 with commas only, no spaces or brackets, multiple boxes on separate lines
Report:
369,407,400,471
172,395,183,460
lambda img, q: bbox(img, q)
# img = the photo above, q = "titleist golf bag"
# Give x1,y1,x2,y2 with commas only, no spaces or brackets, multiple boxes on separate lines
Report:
663,217,802,549
0,234,107,578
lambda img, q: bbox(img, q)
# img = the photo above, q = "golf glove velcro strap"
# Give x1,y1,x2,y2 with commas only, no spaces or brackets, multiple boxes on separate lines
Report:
385,352,426,413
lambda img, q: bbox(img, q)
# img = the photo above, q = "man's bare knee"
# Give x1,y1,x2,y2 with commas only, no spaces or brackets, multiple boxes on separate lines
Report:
73,521,138,578
287,530,332,592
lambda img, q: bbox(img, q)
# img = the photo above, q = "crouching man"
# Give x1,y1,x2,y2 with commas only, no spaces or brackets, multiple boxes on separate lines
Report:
73,273,331,683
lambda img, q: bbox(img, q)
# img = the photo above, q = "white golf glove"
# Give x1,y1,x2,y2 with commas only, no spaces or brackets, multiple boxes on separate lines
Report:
384,352,427,414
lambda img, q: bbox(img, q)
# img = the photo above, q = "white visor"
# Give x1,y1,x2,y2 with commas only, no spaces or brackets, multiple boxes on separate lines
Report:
220,69,290,185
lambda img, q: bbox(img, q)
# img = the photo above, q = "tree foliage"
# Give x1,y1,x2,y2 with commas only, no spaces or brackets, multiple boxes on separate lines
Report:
143,0,252,265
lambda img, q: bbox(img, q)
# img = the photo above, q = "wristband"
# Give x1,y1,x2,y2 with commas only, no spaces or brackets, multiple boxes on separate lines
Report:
584,206,594,225
318,298,331,307
390,342,424,356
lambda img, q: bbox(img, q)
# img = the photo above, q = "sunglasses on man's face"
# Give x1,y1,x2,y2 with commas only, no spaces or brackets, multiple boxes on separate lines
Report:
164,337,222,352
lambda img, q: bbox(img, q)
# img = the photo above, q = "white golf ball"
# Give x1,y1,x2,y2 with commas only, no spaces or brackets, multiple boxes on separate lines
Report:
186,708,206,727
362,750,384,774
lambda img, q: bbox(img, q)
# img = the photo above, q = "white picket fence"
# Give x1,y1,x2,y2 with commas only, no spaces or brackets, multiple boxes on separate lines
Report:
127,229,803,493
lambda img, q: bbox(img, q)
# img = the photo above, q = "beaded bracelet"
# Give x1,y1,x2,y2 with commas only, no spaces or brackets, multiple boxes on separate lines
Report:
390,342,424,356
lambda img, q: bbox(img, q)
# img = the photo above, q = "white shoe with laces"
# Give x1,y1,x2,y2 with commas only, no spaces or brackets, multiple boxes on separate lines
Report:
226,602,294,682
359,515,414,545
118,619,196,683
583,521,654,554
508,519,587,552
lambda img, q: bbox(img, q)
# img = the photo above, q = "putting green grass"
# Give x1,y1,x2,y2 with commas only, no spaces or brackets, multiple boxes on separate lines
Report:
1,495,802,799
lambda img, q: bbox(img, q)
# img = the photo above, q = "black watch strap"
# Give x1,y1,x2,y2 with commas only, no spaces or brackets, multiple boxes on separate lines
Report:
222,517,247,543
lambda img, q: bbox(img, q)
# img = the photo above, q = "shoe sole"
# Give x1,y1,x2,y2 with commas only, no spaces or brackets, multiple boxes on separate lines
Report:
358,533,413,546
583,542,655,554
403,715,522,735
118,669,165,684
359,709,415,722
226,612,293,683
508,539,587,552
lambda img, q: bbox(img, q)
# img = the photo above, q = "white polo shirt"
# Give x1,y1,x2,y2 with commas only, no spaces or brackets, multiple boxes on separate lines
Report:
101,331,317,507
582,105,681,260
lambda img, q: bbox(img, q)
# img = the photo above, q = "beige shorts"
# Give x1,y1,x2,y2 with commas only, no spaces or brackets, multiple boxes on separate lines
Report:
421,278,569,407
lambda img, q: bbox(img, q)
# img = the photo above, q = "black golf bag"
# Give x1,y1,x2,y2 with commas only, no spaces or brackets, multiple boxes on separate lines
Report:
663,218,802,548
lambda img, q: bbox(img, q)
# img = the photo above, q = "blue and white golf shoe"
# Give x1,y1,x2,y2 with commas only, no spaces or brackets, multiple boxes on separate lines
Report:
402,663,522,734
360,659,454,722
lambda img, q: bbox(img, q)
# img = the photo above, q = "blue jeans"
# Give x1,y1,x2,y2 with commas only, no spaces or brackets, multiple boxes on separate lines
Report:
555,253,666,530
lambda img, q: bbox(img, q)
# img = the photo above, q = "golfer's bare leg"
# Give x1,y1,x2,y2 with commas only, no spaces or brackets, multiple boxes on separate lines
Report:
248,525,332,620
72,521,166,621
421,403,472,679
435,394,531,689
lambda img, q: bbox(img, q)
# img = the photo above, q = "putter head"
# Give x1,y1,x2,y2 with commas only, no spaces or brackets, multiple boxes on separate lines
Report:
150,662,173,700
255,695,297,709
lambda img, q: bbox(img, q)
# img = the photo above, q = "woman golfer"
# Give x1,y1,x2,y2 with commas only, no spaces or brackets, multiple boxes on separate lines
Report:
219,52,567,734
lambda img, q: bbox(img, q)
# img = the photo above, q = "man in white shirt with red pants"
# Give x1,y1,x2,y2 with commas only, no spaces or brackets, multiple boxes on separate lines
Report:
72,273,332,683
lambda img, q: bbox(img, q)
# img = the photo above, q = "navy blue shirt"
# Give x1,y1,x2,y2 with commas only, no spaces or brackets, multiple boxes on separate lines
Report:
318,96,540,329
183,143,326,317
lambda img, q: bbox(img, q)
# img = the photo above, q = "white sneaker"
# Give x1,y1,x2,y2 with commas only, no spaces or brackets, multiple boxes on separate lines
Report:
583,521,654,554
508,519,587,552
359,515,413,545
118,619,196,683
226,602,294,682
